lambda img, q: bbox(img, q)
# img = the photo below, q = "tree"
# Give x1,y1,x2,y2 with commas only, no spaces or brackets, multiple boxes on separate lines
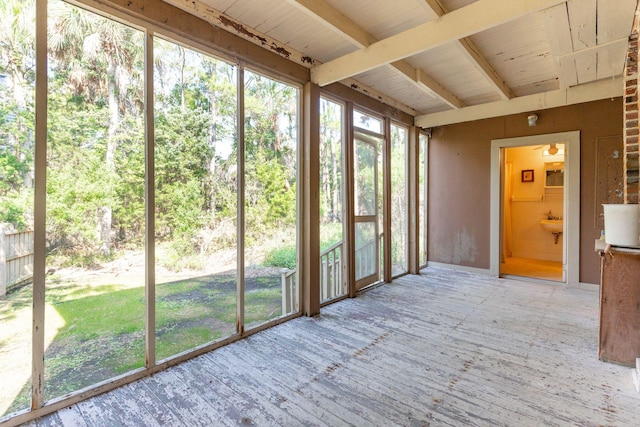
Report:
0,0,35,229
48,2,144,256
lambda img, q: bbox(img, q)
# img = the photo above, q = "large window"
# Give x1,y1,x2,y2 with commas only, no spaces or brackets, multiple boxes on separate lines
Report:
0,0,418,421
44,0,146,400
0,0,35,416
243,70,299,327
153,38,238,360
319,97,345,302
419,132,428,267
390,124,408,276
0,1,300,420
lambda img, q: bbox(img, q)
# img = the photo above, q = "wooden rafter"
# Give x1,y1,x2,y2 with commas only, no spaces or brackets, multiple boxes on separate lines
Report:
160,0,419,115
287,0,464,109
414,75,622,128
311,0,566,87
421,0,514,100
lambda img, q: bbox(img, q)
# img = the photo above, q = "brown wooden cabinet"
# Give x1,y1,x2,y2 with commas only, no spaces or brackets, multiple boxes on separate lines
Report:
598,246,640,367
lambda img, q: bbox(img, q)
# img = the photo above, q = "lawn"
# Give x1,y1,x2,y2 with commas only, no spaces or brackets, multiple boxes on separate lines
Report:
3,269,284,415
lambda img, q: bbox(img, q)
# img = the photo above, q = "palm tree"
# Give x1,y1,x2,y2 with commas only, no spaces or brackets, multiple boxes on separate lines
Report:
48,1,143,256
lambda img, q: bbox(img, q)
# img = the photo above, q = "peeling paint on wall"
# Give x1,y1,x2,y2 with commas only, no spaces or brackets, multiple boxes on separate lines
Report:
447,227,478,264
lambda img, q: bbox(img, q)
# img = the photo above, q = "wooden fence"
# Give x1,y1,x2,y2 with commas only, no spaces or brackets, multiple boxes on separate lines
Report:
0,225,34,297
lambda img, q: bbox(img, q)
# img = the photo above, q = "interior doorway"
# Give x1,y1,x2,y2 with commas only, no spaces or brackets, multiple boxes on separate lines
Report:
500,144,564,282
490,131,580,286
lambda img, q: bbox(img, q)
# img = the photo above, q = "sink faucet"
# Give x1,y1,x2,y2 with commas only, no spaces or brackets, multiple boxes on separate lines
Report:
545,210,561,220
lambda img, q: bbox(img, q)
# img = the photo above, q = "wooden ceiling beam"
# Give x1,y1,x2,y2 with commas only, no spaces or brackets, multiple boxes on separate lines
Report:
161,0,420,116
311,0,566,86
422,0,514,100
414,75,622,128
288,0,463,109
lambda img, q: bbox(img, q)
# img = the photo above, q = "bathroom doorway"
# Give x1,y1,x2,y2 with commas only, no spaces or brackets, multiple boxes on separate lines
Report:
500,144,564,282
490,131,580,286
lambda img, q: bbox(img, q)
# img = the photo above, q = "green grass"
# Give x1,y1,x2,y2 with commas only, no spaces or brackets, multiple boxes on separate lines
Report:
4,269,284,415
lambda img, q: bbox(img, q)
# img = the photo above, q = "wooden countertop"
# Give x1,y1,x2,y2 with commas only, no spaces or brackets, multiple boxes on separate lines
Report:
595,239,640,255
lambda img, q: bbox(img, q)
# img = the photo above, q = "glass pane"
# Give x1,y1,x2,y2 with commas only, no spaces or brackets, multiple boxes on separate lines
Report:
45,0,145,400
353,110,382,134
390,124,408,276
355,222,376,281
419,133,427,267
154,39,238,361
244,70,299,329
319,98,344,302
354,137,376,216
0,0,35,415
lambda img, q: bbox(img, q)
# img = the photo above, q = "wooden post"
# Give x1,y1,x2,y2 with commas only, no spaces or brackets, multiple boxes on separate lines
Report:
345,103,356,298
0,224,6,297
144,31,156,367
302,81,320,316
32,0,48,409
407,127,420,274
383,118,392,283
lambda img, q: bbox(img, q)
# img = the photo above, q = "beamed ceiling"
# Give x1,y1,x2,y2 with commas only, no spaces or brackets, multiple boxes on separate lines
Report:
161,0,638,127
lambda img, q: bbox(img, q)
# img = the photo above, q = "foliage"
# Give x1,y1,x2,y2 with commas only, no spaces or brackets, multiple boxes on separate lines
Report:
263,245,297,270
0,1,299,267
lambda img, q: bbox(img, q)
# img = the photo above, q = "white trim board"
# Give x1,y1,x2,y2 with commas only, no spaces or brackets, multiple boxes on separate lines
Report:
490,131,580,286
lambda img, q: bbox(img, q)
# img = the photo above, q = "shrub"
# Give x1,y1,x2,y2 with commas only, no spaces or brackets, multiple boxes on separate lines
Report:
263,245,297,269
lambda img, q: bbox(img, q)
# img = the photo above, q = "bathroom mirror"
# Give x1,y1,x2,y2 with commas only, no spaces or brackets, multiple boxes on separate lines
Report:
544,162,564,188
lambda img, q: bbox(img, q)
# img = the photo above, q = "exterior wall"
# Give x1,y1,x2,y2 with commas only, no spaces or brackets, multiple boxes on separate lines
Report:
625,29,639,203
428,98,623,284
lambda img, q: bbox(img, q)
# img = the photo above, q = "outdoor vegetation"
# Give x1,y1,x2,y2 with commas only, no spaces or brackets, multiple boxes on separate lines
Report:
0,0,304,416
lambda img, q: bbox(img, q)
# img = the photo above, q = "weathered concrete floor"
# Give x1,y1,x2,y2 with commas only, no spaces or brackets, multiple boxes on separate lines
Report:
27,268,639,426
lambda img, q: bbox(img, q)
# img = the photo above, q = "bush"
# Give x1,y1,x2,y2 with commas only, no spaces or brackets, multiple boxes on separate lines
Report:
263,245,297,269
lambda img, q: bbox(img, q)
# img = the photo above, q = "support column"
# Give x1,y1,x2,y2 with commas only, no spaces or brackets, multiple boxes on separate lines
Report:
303,82,320,316
407,127,420,274
624,18,640,204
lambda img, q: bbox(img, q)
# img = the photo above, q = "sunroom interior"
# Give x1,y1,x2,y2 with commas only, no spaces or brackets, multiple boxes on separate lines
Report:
1,0,639,425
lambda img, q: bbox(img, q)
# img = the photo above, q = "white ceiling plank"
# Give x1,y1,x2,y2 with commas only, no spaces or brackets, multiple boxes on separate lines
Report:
421,0,446,17
421,0,514,100
543,3,573,54
568,0,597,84
162,0,317,66
287,0,376,47
596,41,629,79
543,3,575,88
414,76,623,128
342,77,421,115
559,37,628,62
311,0,566,86
454,38,514,100
557,57,578,88
288,0,463,108
414,67,464,108
597,0,637,43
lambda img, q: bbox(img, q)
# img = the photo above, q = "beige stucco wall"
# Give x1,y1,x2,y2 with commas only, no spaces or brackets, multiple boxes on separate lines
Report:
428,97,623,284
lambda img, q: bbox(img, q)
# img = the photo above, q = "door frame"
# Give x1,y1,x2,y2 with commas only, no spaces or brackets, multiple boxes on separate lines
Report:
352,129,382,290
490,131,580,286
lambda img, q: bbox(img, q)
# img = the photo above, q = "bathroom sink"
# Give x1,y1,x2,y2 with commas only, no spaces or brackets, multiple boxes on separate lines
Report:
540,219,563,233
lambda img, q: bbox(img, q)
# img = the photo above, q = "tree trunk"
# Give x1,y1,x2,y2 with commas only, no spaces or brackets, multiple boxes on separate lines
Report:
99,61,119,256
